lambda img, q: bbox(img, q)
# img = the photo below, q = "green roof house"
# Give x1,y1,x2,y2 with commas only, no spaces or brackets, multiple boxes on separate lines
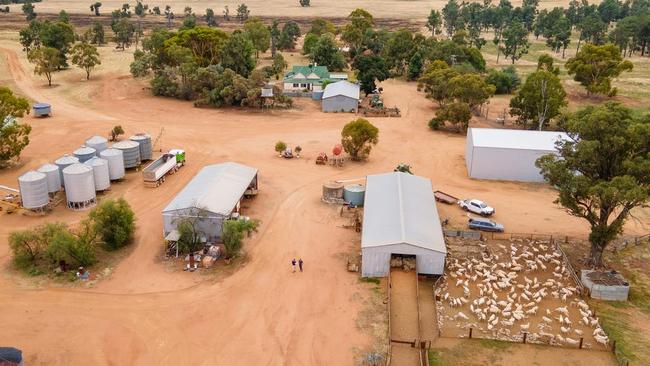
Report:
283,65,348,95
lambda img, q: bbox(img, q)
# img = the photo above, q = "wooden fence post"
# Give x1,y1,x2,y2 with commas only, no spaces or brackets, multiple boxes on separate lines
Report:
523,332,527,344
469,327,473,339
612,340,617,353
579,337,584,349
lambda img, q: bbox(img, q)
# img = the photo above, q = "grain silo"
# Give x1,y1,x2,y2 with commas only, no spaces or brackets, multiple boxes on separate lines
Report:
37,163,61,195
99,148,125,180
54,154,80,185
84,157,111,191
130,133,152,161
63,163,96,210
343,184,366,207
73,146,97,163
113,140,141,168
85,135,108,155
18,171,49,210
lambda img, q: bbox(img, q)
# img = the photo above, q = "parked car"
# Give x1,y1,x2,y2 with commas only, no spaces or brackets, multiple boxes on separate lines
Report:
458,199,495,216
468,217,504,232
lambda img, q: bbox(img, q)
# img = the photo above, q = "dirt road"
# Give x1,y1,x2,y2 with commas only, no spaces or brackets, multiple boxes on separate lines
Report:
0,39,646,365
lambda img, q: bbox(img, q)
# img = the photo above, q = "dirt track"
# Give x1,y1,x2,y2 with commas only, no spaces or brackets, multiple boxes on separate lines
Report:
0,38,647,365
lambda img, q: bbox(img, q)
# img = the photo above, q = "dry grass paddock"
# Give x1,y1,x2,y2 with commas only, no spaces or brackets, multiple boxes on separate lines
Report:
436,238,610,351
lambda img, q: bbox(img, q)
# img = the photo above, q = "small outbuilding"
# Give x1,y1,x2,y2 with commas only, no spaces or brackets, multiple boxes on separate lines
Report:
465,128,571,182
322,80,360,113
32,103,51,117
361,172,447,277
162,162,258,243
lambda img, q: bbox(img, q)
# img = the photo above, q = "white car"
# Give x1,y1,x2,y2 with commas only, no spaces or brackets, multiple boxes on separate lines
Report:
458,199,495,216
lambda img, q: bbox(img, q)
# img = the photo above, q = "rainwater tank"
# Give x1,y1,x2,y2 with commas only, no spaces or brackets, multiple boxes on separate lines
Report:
73,146,97,163
54,154,80,185
37,163,61,194
18,171,49,209
63,163,96,210
343,184,366,207
113,140,141,168
84,157,110,191
100,148,126,180
130,133,152,161
85,135,108,155
322,181,344,202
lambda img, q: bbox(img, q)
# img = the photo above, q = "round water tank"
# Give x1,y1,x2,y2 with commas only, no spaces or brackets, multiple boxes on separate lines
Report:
113,140,141,168
54,154,80,185
85,135,108,155
322,181,344,202
99,148,126,180
63,163,96,210
130,133,152,161
18,171,49,209
37,163,61,194
73,146,97,163
84,157,110,191
343,184,365,207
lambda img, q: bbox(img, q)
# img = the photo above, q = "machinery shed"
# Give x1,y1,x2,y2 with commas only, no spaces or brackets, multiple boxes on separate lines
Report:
322,81,360,113
361,172,447,277
162,162,258,242
465,128,571,182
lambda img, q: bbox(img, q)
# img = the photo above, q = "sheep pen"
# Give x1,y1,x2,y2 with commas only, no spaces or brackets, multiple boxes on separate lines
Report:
435,238,610,350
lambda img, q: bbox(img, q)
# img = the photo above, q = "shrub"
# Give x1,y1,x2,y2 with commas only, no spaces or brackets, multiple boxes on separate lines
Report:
9,222,67,269
341,118,379,161
45,223,97,268
428,118,441,130
222,219,260,258
274,140,287,153
486,67,520,94
88,198,136,250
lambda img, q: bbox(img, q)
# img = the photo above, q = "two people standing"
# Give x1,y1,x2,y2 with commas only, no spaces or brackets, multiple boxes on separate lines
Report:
291,258,304,273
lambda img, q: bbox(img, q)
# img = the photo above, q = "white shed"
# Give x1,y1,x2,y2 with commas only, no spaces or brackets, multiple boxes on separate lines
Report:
162,162,258,242
465,128,571,182
322,80,360,113
361,172,447,277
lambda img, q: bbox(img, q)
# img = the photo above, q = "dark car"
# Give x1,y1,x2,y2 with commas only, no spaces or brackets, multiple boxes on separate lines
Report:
468,217,504,232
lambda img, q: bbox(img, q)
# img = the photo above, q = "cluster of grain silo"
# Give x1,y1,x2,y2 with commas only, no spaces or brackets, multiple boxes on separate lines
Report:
130,133,152,161
100,148,126,180
18,171,50,210
62,163,97,210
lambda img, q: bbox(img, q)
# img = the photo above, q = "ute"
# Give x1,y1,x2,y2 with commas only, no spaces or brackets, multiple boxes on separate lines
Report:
468,217,504,232
142,149,186,187
458,199,495,216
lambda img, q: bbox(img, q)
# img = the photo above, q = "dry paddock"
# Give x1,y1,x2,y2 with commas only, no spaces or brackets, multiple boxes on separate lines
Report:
435,238,611,351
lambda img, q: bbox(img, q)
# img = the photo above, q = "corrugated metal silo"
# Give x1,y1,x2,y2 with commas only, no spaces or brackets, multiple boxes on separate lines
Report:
84,157,111,191
130,133,152,161
85,135,108,155
73,146,97,163
63,163,96,210
99,148,126,180
113,140,141,168
54,154,80,185
18,171,49,209
37,163,61,194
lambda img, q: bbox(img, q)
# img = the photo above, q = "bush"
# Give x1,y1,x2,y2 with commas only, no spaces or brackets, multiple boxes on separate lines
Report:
341,118,379,161
45,226,97,268
274,140,287,153
428,118,441,130
486,67,520,94
151,69,180,97
88,198,136,250
9,222,67,269
222,219,260,258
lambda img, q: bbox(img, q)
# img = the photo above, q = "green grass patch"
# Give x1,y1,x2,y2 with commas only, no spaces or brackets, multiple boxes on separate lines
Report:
428,350,444,366
359,277,381,285
478,338,513,350
595,305,639,363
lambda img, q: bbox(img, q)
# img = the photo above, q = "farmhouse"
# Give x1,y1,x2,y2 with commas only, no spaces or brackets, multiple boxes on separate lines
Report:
283,65,348,93
162,162,258,243
361,172,447,277
465,128,571,182
322,80,360,113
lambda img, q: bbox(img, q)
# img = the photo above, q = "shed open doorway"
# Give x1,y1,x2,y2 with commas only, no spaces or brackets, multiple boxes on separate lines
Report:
390,253,416,272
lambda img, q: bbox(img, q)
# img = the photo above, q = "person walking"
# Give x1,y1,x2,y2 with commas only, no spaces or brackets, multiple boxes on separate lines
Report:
291,258,297,273
298,258,304,272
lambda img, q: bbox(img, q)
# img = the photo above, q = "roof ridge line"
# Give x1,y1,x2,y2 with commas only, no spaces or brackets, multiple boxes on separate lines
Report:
397,173,406,244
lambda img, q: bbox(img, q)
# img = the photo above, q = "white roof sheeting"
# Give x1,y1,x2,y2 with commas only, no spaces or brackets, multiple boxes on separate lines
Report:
323,80,360,100
162,162,257,216
468,128,571,151
361,172,446,254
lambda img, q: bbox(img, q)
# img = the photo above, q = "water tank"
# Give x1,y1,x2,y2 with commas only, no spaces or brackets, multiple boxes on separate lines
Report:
322,181,344,202
85,135,108,155
130,133,152,161
37,163,61,194
100,148,126,180
84,157,110,191
54,154,80,185
113,140,141,168
73,146,97,163
18,171,49,209
343,184,365,207
63,163,96,210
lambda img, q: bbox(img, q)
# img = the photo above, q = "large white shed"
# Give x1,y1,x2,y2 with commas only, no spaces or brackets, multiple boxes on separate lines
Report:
465,128,571,182
361,172,447,277
162,162,258,242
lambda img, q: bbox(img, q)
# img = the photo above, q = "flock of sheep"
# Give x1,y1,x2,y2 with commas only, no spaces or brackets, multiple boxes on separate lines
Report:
435,238,610,349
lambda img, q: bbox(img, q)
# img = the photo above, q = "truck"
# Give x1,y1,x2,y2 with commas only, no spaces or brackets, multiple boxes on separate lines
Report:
142,149,185,187
458,199,495,216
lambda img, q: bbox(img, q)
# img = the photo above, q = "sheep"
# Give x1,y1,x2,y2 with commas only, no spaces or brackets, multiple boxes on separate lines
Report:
560,326,570,334
520,323,530,331
565,337,579,346
456,312,470,321
555,306,569,316
542,316,553,324
525,306,538,315
574,329,583,336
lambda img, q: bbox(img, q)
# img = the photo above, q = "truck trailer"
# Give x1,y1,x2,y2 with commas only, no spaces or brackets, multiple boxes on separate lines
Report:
142,149,185,187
